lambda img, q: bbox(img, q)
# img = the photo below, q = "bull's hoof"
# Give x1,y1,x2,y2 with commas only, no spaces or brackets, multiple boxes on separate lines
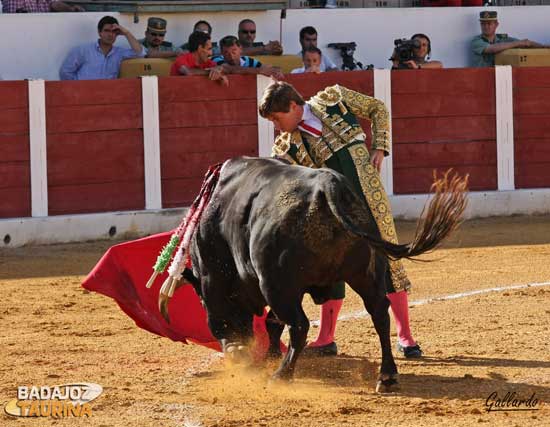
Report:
302,342,337,357
375,375,400,394
266,348,283,360
224,343,250,364
269,369,293,384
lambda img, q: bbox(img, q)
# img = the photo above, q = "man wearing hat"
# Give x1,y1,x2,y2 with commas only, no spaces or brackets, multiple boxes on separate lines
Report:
471,11,545,67
140,17,182,58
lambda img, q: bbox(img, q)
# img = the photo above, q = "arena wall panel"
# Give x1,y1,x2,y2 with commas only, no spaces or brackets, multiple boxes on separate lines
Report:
45,80,145,215
0,81,30,218
4,68,550,234
513,68,550,189
158,75,258,207
392,68,497,194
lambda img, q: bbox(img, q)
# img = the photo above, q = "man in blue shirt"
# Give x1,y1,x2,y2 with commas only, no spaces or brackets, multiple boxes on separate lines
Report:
212,35,283,79
59,16,144,80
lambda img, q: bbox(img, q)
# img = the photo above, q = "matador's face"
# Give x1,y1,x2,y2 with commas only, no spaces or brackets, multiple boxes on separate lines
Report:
267,102,303,133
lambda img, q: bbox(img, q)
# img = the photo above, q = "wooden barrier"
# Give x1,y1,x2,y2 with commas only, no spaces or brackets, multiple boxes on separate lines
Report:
392,68,497,194
158,75,258,207
0,81,30,219
45,79,145,215
513,68,550,189
3,67,550,222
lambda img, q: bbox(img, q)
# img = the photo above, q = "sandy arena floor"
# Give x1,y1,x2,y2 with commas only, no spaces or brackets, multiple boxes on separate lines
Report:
1,216,549,426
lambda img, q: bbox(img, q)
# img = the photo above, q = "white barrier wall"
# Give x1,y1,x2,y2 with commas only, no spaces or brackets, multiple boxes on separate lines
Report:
282,6,550,70
2,7,550,80
0,10,283,81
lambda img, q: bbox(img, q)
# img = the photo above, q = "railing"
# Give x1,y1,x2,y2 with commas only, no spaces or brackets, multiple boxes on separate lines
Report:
2,68,550,246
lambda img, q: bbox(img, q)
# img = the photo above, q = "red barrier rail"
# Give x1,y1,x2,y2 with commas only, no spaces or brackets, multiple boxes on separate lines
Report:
0,81,30,218
2,68,550,221
513,68,550,189
392,68,497,193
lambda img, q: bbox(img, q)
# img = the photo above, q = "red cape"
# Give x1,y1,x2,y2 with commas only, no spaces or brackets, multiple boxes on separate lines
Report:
82,232,274,356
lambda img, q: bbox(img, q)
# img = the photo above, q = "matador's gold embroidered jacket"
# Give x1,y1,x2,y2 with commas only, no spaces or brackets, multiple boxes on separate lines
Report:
271,84,391,167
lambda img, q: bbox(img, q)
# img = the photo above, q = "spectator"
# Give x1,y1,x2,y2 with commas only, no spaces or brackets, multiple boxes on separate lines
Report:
212,35,284,79
472,11,546,67
181,20,220,56
140,17,182,59
59,16,144,81
170,31,228,86
291,46,323,74
194,20,211,35
3,0,84,12
238,19,283,56
391,33,443,69
298,26,337,72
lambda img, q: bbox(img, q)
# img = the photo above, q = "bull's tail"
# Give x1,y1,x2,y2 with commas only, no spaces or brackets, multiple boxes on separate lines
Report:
330,170,468,261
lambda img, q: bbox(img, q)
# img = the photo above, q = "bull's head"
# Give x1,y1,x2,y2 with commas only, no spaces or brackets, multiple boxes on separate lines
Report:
158,268,202,324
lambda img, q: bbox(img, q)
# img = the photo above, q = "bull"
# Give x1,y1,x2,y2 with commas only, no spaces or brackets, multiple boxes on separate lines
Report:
159,156,467,392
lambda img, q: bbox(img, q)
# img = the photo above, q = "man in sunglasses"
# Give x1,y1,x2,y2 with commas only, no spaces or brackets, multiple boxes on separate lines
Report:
140,17,182,59
180,20,221,56
238,19,283,57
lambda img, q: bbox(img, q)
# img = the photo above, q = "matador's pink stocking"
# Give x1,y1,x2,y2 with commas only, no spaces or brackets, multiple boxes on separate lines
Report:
387,290,416,347
308,299,344,347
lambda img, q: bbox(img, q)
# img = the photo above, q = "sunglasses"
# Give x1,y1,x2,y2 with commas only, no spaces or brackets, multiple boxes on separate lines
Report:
240,30,256,34
150,32,166,37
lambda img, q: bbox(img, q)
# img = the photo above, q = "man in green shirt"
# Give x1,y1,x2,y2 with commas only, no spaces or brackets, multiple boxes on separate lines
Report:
471,11,545,67
139,17,182,59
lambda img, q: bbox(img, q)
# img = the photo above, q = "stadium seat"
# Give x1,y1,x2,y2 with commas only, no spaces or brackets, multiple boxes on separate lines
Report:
119,58,176,78
496,48,550,67
251,55,304,74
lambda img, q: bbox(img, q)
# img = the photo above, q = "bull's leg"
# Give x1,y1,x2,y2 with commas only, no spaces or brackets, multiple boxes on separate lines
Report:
347,274,399,393
221,310,254,364
265,309,284,359
202,275,252,363
269,302,309,380
209,312,254,364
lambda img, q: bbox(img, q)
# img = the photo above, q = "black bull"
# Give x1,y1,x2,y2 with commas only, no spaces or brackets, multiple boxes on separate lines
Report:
165,157,467,392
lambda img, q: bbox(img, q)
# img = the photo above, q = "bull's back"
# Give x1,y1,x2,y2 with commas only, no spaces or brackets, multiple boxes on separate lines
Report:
212,158,366,277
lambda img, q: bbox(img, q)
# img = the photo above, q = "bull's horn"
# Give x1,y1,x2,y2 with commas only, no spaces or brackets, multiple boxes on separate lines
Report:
159,293,171,324
159,276,173,296
145,271,159,289
167,279,177,297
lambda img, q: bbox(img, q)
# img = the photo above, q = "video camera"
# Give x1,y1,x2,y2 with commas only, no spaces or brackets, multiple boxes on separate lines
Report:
393,38,421,69
328,42,371,71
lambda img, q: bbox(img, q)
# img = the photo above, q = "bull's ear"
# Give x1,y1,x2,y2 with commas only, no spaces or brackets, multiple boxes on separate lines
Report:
182,268,200,287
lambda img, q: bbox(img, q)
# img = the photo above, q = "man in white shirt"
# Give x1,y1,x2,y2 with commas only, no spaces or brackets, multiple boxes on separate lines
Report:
291,46,323,74
297,26,338,72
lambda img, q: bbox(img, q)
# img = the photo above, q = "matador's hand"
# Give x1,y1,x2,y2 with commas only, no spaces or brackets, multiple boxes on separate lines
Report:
370,149,384,173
